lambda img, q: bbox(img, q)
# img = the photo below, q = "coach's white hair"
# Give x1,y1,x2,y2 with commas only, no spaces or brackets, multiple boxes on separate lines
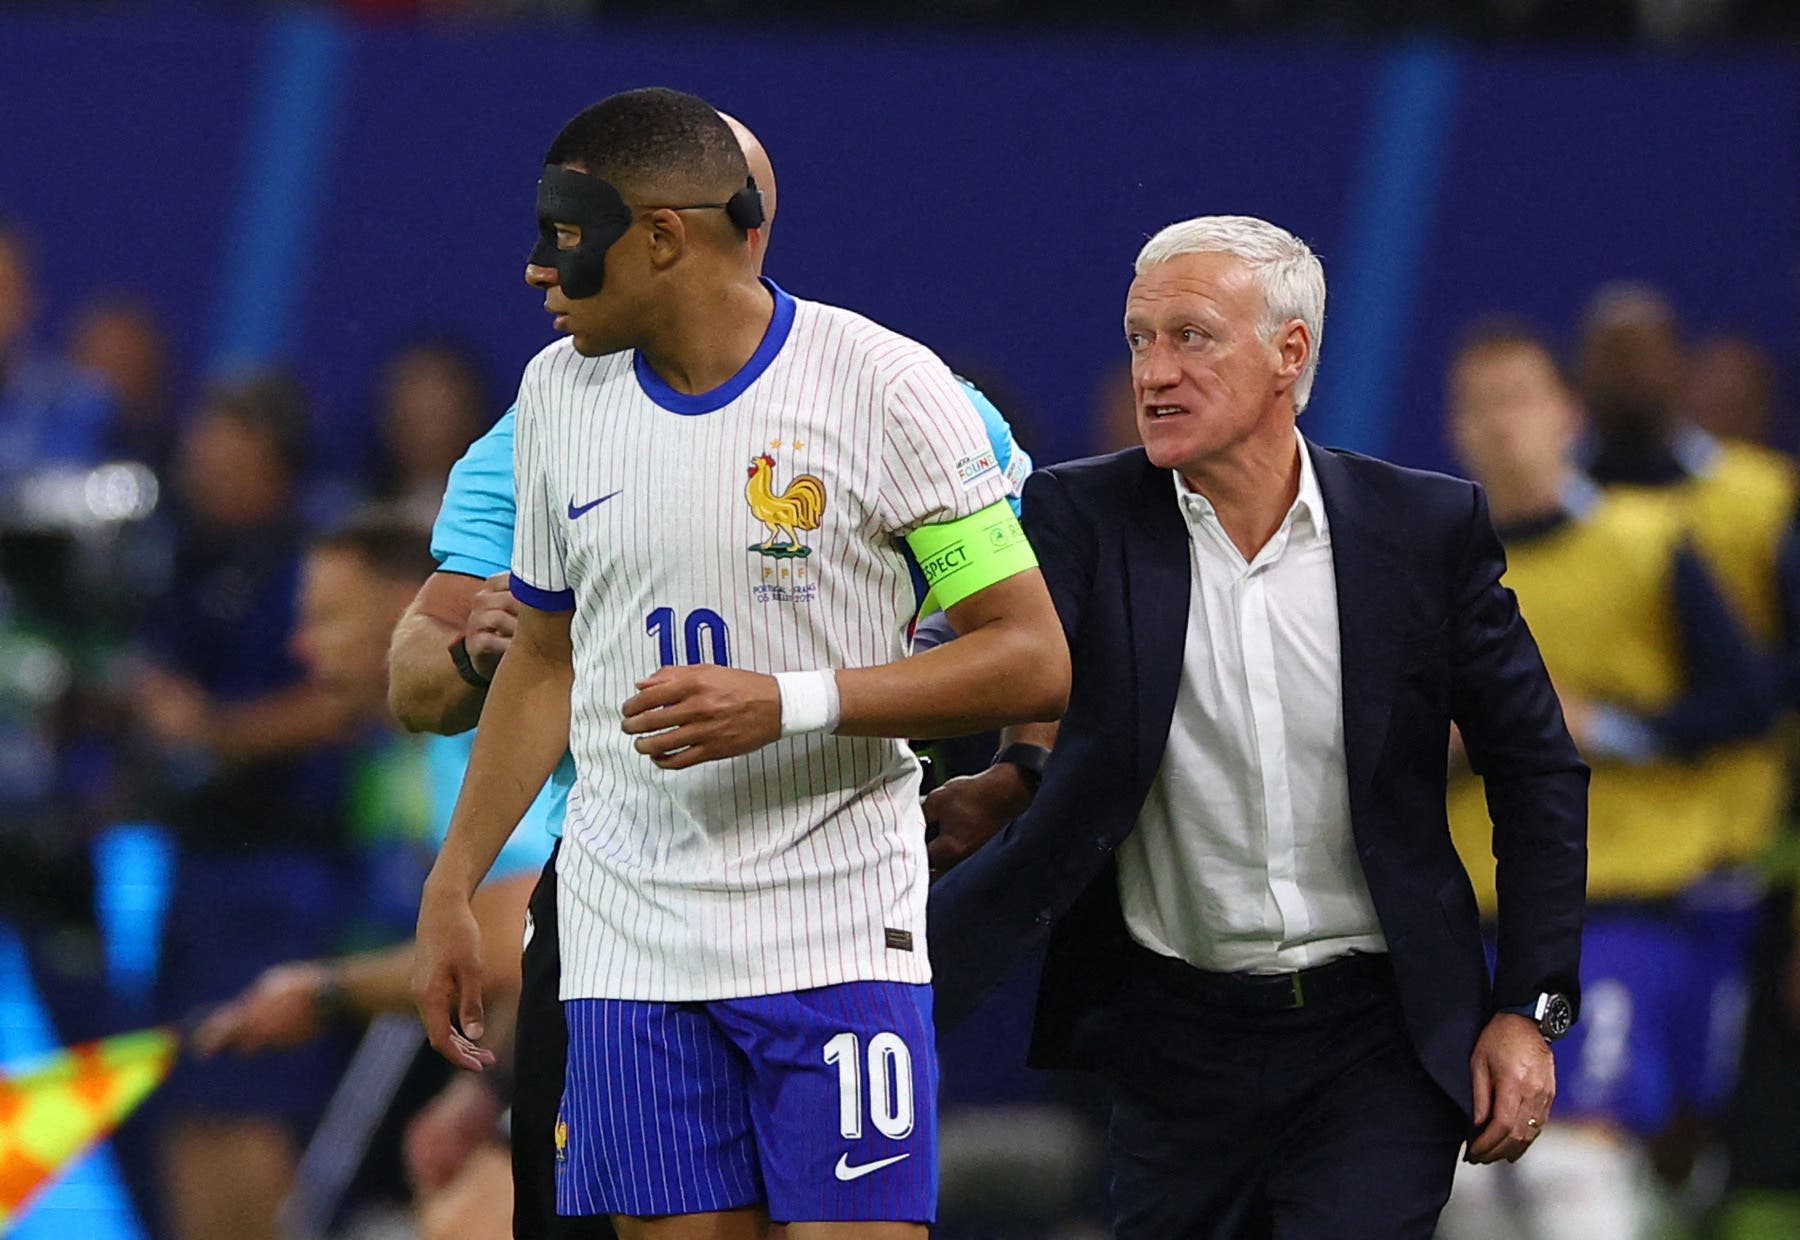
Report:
1136,215,1326,413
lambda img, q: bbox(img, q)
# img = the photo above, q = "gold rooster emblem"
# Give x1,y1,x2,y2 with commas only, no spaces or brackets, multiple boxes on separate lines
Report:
745,452,827,558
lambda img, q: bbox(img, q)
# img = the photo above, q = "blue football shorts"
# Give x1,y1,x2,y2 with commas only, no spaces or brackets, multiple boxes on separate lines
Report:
556,980,938,1223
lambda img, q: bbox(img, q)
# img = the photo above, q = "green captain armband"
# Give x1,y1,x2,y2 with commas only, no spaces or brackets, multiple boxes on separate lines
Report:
904,499,1038,610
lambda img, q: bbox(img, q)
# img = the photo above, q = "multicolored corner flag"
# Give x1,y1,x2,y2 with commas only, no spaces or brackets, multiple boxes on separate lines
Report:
0,1028,178,1231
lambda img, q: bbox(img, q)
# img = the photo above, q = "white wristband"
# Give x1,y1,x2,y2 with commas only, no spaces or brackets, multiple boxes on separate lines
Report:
774,670,841,738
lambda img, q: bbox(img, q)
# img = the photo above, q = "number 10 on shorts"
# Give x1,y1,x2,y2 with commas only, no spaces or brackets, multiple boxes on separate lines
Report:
823,1031,915,1140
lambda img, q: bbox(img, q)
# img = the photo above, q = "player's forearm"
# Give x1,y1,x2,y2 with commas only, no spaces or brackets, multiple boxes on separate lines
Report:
389,607,486,736
836,614,1069,739
426,614,571,900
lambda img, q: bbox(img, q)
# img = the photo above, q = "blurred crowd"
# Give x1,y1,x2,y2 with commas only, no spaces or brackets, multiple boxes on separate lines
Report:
5,183,1800,1240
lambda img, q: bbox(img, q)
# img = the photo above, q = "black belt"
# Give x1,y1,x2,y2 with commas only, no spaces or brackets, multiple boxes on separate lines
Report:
1132,945,1394,1012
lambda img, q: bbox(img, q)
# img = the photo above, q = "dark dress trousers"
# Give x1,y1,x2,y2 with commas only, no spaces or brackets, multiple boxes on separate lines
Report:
928,442,1588,1238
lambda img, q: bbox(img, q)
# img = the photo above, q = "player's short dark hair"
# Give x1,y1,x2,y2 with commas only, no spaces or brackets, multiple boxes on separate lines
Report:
1452,315,1568,384
313,505,435,583
198,370,313,479
545,87,748,200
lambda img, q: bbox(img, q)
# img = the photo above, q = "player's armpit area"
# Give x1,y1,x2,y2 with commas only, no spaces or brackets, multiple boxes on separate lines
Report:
904,499,1039,611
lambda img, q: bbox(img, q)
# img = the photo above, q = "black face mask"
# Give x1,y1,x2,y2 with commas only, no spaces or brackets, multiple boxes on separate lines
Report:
529,165,766,301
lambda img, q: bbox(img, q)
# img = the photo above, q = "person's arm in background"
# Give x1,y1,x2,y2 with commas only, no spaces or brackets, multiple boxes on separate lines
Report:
1581,544,1778,762
390,407,522,736
1449,484,1588,1166
130,666,358,763
193,870,535,1056
390,572,514,735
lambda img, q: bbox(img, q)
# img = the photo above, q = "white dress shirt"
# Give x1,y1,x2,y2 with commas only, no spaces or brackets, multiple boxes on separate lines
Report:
1117,434,1388,974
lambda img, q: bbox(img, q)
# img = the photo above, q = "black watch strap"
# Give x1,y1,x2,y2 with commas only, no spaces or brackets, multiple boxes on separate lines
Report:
449,636,492,688
993,742,1051,790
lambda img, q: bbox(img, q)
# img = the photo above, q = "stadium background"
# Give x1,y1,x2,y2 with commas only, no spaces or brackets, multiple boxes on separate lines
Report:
2,2,1798,1238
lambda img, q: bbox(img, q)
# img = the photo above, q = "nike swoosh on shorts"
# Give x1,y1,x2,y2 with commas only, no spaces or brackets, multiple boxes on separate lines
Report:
833,1152,911,1181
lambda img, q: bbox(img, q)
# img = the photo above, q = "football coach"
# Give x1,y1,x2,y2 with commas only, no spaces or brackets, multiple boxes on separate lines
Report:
925,215,1588,1239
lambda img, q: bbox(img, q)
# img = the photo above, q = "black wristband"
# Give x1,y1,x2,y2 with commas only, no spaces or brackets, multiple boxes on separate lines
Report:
449,636,492,688
992,742,1051,790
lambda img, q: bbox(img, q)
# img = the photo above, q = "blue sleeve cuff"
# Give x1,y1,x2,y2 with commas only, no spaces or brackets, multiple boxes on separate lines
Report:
511,577,575,612
436,554,510,580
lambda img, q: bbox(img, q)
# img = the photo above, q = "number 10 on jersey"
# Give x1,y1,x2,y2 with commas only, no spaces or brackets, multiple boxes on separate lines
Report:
645,606,732,668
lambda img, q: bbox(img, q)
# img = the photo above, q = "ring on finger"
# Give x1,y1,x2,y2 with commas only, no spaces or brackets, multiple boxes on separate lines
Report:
1525,1117,1541,1130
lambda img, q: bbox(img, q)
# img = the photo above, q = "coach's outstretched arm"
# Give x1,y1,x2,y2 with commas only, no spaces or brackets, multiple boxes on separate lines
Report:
413,603,572,1069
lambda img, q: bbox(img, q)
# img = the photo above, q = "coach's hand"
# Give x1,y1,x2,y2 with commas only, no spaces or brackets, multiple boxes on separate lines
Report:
924,765,1034,877
463,572,519,683
1466,1013,1555,1164
621,665,782,769
413,882,498,1072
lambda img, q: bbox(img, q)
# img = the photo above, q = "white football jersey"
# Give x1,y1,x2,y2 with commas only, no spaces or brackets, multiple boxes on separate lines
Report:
511,283,1011,1001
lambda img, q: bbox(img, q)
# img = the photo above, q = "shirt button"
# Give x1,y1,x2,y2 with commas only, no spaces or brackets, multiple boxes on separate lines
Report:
1034,910,1054,927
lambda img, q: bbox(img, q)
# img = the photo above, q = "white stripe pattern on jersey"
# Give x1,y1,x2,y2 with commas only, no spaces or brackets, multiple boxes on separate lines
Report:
512,286,1010,1002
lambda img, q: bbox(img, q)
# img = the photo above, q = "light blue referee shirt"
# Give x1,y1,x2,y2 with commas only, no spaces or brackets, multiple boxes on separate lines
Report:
429,378,1033,846
430,407,576,857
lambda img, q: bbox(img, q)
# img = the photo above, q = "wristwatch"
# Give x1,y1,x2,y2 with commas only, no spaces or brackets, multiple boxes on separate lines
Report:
992,742,1051,791
1501,993,1574,1042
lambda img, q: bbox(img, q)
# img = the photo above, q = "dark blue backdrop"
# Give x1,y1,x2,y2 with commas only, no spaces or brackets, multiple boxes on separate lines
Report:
4,11,1796,473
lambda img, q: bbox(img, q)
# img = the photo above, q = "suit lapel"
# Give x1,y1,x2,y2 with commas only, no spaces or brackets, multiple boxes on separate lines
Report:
1122,458,1191,790
1310,442,1412,804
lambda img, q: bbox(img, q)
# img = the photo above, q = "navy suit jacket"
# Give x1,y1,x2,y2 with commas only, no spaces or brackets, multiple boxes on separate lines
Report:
928,441,1589,1116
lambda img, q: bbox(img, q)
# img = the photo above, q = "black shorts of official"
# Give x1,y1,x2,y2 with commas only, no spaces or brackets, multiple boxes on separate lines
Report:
513,842,617,1239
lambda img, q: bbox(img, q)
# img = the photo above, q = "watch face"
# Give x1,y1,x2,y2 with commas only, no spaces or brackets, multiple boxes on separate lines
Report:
1542,994,1574,1041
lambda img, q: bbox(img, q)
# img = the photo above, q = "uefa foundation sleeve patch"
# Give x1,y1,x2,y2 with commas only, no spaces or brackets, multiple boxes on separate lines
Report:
904,499,1038,610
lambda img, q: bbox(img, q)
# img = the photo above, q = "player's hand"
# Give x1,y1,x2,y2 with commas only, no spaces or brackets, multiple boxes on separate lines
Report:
413,882,497,1072
405,1073,505,1192
620,665,782,770
191,961,334,1057
464,572,520,682
924,765,1035,877
1466,1012,1556,1164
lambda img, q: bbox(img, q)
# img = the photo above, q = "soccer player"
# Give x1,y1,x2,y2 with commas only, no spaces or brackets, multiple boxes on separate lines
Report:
390,113,1035,1240
1438,323,1774,1240
412,88,1067,1238
1576,286,1797,1182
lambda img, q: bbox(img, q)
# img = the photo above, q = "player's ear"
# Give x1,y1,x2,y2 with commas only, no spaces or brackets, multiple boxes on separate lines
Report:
643,208,686,271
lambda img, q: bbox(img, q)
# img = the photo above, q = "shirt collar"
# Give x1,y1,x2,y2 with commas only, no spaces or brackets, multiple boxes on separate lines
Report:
1170,429,1329,561
1291,430,1329,540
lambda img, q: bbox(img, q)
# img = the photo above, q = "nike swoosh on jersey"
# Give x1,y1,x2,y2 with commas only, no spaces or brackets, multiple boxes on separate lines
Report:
833,1152,911,1181
567,491,622,520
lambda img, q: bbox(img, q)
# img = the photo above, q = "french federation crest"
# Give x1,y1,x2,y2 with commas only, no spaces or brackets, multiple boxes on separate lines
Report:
745,448,827,559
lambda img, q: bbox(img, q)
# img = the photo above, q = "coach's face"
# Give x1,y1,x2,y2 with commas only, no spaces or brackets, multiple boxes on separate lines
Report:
1126,252,1298,474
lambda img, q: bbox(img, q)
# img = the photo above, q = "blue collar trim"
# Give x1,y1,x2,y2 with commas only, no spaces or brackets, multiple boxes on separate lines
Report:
633,278,795,416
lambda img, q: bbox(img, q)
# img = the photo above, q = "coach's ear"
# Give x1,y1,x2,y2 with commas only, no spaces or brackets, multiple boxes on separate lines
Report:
643,207,688,271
